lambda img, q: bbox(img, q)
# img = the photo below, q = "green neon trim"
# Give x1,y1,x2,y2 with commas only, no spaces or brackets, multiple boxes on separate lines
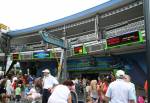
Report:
105,43,108,50
139,31,144,42
83,45,87,54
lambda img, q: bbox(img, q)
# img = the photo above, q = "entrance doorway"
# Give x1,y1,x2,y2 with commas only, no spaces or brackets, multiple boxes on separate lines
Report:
82,73,99,80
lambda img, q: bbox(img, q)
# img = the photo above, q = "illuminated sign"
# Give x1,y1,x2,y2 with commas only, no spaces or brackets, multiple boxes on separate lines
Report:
33,51,51,59
73,45,87,55
106,31,143,48
12,54,20,60
74,46,83,54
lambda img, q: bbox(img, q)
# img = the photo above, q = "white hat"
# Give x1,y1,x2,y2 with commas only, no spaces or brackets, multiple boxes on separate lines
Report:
116,70,125,77
42,69,50,73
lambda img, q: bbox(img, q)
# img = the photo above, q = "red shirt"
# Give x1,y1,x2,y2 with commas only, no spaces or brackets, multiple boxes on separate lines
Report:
144,80,148,95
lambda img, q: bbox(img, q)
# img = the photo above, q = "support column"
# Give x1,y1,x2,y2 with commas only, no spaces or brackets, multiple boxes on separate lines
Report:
143,0,150,102
61,25,68,81
95,15,99,40
98,15,106,51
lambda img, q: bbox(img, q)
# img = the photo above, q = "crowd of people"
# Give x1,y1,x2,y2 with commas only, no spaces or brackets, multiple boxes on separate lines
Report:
0,69,148,103
84,70,147,103
0,69,76,103
71,70,147,103
0,72,41,103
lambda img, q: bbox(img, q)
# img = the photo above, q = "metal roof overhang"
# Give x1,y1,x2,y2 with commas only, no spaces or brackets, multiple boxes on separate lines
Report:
10,0,143,46
7,0,135,37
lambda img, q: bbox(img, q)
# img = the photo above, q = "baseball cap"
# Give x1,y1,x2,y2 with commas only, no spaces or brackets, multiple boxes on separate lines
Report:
116,70,125,77
42,69,50,73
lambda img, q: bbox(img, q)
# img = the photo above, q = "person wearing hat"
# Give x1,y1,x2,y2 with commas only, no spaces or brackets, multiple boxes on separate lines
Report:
42,69,59,103
105,70,135,103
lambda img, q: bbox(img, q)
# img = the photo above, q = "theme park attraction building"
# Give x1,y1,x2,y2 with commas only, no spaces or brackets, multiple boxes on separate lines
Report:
0,0,147,86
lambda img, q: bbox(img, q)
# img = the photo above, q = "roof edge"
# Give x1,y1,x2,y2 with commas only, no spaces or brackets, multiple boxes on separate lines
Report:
8,0,134,37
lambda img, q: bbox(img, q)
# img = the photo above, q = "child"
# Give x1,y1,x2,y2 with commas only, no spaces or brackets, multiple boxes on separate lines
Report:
15,84,22,102
24,83,30,98
27,84,41,103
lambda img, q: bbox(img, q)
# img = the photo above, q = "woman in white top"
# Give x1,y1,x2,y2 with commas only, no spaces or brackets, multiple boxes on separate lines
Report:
89,80,99,103
48,80,74,103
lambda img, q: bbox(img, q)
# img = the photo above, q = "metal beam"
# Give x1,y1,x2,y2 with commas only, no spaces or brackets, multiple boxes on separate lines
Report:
39,30,66,49
143,0,150,102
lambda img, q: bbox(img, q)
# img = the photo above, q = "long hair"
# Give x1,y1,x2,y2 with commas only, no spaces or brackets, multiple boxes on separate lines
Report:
90,80,97,91
34,77,43,89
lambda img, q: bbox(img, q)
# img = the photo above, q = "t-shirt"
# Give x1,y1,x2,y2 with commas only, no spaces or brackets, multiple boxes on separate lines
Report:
15,87,21,95
144,80,148,94
24,87,30,96
103,83,108,94
43,75,59,89
6,79,12,95
48,85,70,103
105,79,134,103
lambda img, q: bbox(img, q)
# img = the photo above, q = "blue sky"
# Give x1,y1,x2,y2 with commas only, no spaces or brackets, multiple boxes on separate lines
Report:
0,0,109,30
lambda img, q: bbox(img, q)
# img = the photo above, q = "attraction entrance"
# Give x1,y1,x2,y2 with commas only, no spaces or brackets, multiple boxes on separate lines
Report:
20,59,58,76
10,50,60,77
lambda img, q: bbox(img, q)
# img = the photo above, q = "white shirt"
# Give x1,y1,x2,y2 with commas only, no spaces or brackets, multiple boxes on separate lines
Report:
28,87,41,100
43,74,59,89
6,79,12,95
129,82,137,103
105,79,134,103
48,85,70,103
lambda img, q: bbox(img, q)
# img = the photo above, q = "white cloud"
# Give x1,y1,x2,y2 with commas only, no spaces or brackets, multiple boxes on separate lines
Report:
0,0,109,30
